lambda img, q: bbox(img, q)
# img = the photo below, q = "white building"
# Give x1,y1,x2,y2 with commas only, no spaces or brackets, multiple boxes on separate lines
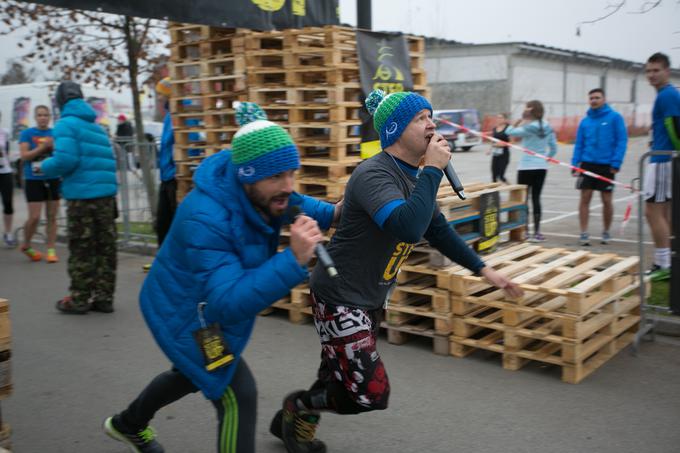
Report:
425,40,680,137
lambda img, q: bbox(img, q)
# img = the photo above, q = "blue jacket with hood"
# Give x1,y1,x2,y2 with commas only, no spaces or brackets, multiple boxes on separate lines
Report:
41,98,117,199
572,104,627,169
506,120,558,171
140,151,335,400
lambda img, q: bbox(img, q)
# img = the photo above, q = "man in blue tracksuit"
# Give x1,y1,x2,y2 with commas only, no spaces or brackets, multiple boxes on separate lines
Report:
154,77,177,248
40,81,119,314
571,88,627,246
104,102,341,453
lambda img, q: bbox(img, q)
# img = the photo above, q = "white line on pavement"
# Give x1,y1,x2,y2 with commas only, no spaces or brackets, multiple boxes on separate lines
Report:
539,194,637,225
541,231,653,245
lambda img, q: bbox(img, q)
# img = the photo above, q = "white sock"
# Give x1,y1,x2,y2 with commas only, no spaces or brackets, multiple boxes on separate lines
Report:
654,248,671,269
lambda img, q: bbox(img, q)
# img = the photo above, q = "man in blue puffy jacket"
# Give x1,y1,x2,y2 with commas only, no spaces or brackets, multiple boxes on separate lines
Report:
40,81,119,314
571,88,627,246
104,102,340,453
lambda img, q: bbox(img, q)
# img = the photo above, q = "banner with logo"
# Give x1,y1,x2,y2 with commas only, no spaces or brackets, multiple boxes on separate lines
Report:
356,31,414,159
28,0,339,29
478,192,500,253
12,97,31,141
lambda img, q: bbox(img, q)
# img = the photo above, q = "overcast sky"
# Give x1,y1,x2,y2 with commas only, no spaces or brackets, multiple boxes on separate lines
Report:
339,0,679,66
1,0,677,76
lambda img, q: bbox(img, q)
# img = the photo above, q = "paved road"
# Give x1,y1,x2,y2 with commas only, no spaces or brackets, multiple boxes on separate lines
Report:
1,136,679,452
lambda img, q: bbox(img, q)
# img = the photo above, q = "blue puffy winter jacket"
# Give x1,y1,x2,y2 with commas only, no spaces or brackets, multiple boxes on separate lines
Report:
572,104,628,169
41,98,117,199
140,151,335,400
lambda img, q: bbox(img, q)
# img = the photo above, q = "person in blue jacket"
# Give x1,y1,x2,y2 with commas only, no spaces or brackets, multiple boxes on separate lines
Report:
104,102,341,453
571,88,628,246
506,100,558,242
39,81,118,314
154,77,177,248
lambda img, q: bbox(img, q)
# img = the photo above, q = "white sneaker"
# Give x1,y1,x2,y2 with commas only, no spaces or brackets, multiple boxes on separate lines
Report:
3,233,17,248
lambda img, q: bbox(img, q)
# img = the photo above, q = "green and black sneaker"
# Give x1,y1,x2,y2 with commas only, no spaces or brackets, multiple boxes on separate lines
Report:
103,415,165,453
646,265,671,282
280,391,326,453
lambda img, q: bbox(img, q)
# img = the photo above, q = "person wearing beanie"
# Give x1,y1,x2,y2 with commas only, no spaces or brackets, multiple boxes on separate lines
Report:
39,80,118,314
103,102,342,453
273,90,523,453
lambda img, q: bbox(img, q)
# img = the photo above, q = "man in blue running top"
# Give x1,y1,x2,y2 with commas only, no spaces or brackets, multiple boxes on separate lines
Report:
643,52,680,281
272,90,523,453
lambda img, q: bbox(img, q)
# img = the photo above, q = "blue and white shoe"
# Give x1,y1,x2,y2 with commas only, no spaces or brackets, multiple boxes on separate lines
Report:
579,232,590,246
601,231,611,245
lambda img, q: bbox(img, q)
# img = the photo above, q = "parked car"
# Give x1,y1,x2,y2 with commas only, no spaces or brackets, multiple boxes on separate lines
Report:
433,109,482,151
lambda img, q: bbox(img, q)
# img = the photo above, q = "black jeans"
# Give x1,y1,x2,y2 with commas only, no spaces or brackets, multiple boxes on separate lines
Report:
119,360,257,453
155,178,177,247
517,169,547,234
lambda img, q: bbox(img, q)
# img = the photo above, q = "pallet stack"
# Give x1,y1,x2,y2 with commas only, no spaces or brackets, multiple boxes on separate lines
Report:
168,23,249,198
168,23,430,201
383,243,644,383
0,300,11,450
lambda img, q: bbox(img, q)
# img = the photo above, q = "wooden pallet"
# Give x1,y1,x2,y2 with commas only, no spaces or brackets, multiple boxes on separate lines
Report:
248,84,363,106
297,158,361,181
449,288,642,384
258,104,362,124
296,142,361,160
439,244,641,312
259,297,313,324
381,319,450,355
293,178,348,200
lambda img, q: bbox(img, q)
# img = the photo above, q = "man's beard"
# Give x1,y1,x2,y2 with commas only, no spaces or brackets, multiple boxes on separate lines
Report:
245,186,290,219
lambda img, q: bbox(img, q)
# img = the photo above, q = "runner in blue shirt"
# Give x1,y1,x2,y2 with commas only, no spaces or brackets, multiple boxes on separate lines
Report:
18,105,60,263
643,52,680,280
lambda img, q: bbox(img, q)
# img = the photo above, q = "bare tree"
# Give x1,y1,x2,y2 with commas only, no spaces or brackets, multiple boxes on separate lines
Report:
1,2,169,218
0,61,36,85
576,0,678,36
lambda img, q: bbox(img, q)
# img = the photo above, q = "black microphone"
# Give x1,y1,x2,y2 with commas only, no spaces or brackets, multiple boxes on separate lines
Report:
444,159,466,200
288,206,338,278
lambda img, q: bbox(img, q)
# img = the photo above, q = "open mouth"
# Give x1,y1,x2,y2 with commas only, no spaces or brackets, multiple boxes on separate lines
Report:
270,196,289,210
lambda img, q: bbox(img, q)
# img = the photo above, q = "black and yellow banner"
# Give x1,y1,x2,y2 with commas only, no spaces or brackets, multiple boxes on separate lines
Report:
478,192,500,254
356,31,413,159
26,0,339,29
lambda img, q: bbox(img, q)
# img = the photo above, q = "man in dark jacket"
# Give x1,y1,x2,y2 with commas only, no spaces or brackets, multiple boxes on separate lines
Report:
104,102,341,453
40,81,118,314
571,88,628,246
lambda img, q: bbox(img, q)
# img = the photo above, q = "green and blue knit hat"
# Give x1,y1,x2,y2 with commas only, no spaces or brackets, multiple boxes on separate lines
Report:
365,89,433,148
231,102,300,183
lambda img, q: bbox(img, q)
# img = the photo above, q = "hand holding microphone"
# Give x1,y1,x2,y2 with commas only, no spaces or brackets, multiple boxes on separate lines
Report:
288,206,338,278
424,134,466,200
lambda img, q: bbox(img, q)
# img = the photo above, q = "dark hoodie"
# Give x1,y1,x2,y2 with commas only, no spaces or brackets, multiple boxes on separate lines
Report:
55,81,83,110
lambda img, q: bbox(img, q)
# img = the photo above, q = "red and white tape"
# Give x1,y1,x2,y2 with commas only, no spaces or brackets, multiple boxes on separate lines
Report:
438,119,636,231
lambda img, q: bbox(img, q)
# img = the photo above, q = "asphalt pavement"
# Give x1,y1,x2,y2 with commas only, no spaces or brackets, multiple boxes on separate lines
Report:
1,136,679,452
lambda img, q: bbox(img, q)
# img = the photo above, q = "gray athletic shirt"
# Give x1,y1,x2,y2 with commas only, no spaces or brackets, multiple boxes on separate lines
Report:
310,152,438,310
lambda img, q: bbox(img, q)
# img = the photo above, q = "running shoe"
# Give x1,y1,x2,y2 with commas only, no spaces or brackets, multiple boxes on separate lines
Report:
3,233,17,248
601,231,611,245
528,233,546,243
21,245,42,262
55,296,89,315
645,265,671,282
46,248,59,263
280,391,326,453
103,415,165,453
579,232,590,246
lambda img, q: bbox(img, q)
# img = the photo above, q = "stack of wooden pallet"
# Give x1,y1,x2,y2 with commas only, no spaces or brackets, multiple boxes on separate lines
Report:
381,244,644,383
168,23,429,200
0,300,11,450
168,23,249,198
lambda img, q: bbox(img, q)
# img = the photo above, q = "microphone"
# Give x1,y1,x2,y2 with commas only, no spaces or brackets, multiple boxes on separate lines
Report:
444,159,466,200
288,206,338,278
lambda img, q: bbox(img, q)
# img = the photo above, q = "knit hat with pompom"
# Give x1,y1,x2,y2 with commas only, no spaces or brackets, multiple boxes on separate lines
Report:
231,101,300,183
365,89,432,149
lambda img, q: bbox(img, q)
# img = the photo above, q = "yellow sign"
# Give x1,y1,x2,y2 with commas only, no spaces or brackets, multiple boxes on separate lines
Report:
252,0,285,12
